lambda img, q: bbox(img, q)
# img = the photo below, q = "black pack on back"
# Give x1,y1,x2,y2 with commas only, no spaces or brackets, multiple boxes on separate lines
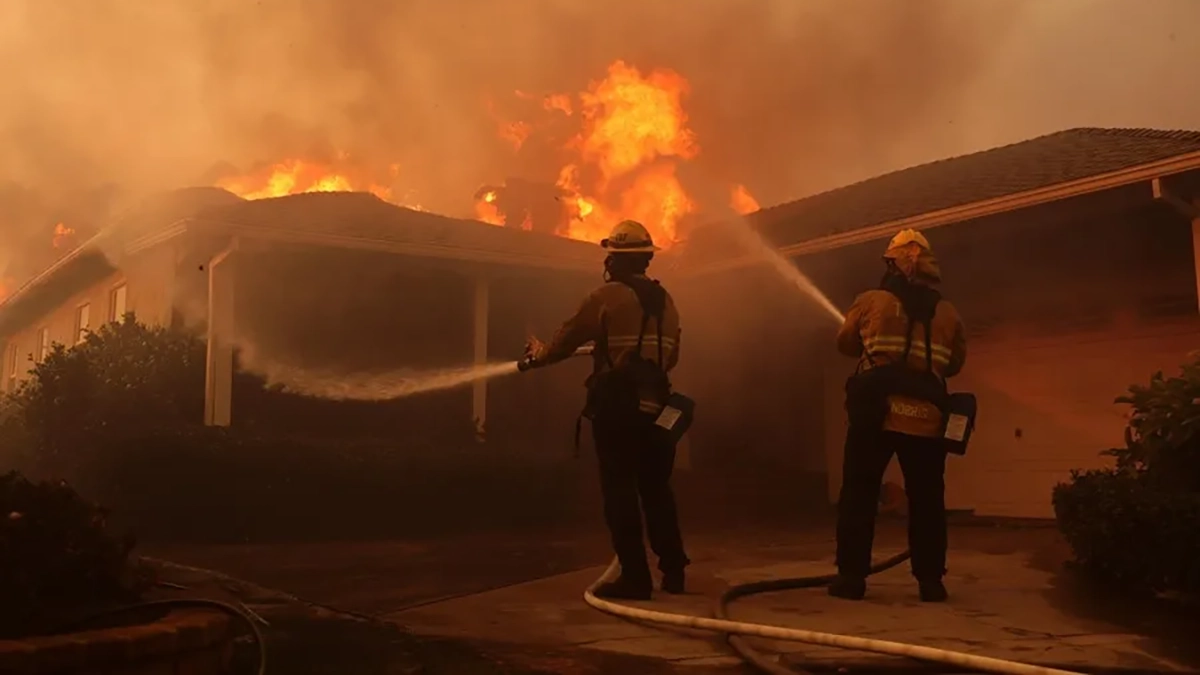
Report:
575,277,695,449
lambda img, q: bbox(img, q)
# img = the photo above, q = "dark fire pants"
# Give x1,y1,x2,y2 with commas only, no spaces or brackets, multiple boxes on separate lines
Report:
592,415,690,583
835,423,948,581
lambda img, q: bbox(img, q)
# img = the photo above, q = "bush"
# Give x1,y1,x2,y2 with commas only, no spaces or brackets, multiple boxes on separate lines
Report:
0,471,142,638
1053,355,1200,598
3,316,593,544
10,316,205,476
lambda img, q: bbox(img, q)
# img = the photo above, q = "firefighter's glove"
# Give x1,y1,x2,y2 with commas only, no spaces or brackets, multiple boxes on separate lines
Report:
519,337,546,372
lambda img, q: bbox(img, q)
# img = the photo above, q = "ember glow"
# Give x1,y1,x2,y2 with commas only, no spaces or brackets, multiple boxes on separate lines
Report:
216,160,425,211
52,223,76,249
479,60,757,248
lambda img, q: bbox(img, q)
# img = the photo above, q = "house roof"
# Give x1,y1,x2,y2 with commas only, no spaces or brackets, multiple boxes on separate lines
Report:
750,127,1200,245
675,127,1200,276
186,191,603,271
0,190,604,334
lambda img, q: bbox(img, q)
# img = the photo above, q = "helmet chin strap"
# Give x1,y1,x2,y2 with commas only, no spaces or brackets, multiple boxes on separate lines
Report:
603,255,615,282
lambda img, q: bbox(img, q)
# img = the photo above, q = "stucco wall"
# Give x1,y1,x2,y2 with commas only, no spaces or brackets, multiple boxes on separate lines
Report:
2,245,178,392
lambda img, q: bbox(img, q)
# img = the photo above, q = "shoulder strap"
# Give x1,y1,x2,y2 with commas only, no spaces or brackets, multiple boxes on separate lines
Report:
597,312,615,369
887,287,940,374
619,278,668,370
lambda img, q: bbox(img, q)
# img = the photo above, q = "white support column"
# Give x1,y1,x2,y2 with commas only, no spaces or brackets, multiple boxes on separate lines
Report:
471,275,489,441
1193,212,1200,315
204,244,236,427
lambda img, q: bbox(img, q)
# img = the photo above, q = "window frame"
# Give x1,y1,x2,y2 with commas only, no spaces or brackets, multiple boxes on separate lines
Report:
75,302,92,344
36,327,50,363
5,343,17,391
109,283,128,322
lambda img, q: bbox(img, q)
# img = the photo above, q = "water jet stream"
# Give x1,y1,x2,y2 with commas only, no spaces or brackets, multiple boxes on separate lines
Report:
716,216,846,324
244,347,597,401
248,359,522,401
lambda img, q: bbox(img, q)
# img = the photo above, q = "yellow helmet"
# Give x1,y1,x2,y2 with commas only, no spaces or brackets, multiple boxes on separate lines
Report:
600,220,660,253
882,228,931,259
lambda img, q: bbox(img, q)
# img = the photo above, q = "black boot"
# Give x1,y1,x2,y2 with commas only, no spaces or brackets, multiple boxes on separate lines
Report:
661,570,686,595
827,575,866,600
593,576,653,601
918,578,948,602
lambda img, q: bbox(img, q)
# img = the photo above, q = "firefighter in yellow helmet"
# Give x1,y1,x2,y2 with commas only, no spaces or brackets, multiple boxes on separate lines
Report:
829,228,967,603
519,220,690,600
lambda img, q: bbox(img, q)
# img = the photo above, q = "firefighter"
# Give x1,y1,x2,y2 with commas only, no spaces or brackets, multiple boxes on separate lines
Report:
829,229,967,603
519,220,689,600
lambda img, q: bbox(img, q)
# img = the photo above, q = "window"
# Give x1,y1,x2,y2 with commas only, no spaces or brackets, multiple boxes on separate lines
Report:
37,327,50,363
75,303,91,344
109,284,128,322
5,344,17,391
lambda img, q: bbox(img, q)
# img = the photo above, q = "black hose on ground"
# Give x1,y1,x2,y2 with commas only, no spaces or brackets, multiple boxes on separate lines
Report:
715,549,911,675
55,598,267,675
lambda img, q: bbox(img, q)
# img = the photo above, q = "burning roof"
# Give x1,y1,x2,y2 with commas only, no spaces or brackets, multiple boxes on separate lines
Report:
213,60,761,251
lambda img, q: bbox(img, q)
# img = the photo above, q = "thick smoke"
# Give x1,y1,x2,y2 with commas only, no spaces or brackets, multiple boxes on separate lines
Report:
0,0,1033,277
4,0,1200,288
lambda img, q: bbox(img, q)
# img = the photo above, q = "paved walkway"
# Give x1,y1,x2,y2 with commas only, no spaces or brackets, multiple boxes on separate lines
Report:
389,529,1194,672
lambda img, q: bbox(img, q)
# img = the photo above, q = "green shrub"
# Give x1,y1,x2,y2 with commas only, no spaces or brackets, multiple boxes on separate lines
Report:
1054,355,1200,598
0,471,142,638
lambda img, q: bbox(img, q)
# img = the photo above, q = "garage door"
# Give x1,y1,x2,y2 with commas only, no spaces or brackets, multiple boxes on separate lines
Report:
825,320,1200,519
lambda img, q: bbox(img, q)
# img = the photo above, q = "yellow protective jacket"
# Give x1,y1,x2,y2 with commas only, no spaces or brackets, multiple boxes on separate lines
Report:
836,289,967,437
535,276,681,415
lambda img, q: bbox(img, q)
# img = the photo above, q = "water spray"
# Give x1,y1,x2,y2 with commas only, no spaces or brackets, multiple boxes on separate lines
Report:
242,346,595,401
721,213,846,324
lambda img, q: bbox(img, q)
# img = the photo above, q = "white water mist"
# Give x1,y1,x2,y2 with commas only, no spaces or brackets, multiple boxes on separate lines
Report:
246,358,521,401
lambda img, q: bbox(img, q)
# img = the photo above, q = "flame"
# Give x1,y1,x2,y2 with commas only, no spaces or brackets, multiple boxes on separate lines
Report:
52,223,76,249
477,60,735,248
543,94,573,116
474,190,504,225
557,61,698,245
216,159,401,204
730,184,761,215
499,121,532,150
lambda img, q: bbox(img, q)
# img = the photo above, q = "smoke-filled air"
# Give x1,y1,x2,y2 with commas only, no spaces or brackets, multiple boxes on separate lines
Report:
4,0,1198,300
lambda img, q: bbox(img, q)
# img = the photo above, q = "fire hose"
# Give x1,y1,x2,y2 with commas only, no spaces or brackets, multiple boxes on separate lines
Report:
584,553,1090,675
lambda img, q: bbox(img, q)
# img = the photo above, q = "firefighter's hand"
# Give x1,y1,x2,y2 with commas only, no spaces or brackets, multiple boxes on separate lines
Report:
519,337,546,372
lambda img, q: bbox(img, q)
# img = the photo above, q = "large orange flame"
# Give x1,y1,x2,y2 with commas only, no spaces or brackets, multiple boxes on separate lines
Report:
216,160,427,211
479,60,758,247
